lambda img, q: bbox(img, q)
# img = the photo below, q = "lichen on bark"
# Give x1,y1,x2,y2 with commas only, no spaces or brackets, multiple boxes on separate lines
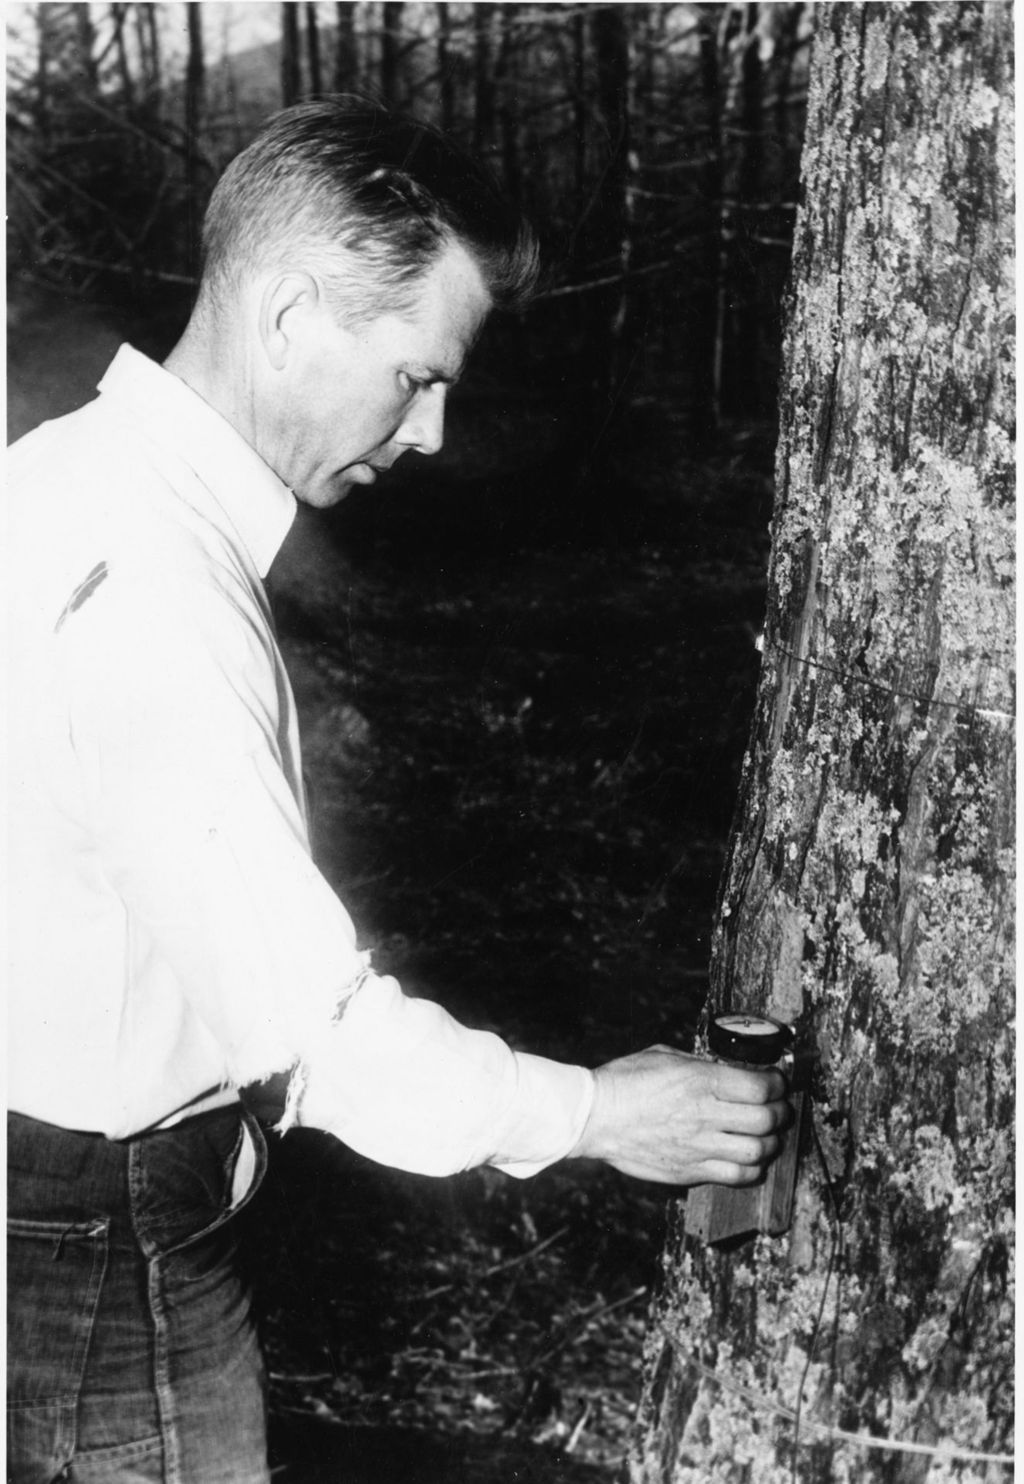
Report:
633,5,1014,1481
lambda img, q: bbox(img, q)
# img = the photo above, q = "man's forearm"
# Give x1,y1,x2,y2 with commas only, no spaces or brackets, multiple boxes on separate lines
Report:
280,969,595,1177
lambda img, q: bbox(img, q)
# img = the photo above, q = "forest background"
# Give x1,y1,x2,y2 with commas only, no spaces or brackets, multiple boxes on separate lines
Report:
7,3,813,1479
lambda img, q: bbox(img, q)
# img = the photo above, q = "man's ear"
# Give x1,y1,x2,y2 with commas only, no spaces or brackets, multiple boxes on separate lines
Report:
258,271,320,371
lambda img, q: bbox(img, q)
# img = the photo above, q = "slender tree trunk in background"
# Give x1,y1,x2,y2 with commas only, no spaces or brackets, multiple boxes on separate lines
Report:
571,9,587,222
380,1,402,109
586,1,635,402
774,1,804,150
728,1,764,420
34,3,53,141
110,2,135,108
306,2,323,96
436,1,456,134
334,1,358,90
690,6,728,445
739,3,764,230
185,4,206,164
281,2,302,106
134,6,150,99
494,4,521,201
183,0,207,270
144,2,162,111
637,5,661,154
633,5,1014,1480
224,49,244,153
473,4,494,158
76,3,99,94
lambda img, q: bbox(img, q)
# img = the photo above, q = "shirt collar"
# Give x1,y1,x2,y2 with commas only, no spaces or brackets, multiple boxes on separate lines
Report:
97,344,297,578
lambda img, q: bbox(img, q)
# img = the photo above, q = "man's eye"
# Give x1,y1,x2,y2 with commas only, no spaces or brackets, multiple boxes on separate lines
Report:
400,372,429,395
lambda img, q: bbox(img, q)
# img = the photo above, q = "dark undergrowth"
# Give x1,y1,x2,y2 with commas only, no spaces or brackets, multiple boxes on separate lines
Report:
245,394,775,1481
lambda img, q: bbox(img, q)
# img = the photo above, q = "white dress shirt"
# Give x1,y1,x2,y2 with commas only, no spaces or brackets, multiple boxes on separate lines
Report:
7,345,594,1176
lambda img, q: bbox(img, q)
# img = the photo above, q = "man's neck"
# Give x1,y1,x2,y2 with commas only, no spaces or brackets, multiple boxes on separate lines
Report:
164,321,260,456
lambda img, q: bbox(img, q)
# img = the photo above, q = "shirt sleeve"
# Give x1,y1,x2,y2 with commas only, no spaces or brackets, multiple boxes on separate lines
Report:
283,971,596,1177
62,555,594,1176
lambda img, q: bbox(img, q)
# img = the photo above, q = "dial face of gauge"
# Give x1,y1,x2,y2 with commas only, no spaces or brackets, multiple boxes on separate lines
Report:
716,1014,782,1035
709,1013,793,1065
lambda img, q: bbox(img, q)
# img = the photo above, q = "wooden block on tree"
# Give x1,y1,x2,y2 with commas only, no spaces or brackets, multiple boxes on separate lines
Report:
684,1093,805,1246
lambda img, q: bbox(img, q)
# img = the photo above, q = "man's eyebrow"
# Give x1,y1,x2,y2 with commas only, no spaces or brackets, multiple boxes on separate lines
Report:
409,357,465,382
416,363,463,386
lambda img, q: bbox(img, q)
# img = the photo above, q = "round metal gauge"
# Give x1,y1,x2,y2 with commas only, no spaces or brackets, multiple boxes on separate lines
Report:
709,1012,793,1066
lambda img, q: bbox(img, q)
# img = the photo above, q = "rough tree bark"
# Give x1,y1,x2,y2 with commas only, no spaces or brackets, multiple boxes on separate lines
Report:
633,5,1014,1482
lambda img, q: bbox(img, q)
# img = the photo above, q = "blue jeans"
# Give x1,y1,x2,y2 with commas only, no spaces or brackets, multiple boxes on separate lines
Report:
7,1107,270,1484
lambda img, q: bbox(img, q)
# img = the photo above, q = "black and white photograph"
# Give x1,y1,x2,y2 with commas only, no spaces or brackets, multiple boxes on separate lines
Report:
6,3,1014,1482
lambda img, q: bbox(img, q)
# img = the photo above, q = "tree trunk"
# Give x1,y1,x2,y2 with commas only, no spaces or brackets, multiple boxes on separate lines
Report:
436,0,455,134
690,3,738,447
571,8,587,222
725,1,765,420
34,2,53,140
634,4,1014,1481
585,2,636,402
77,2,99,94
110,2,135,109
774,1,805,146
281,1,302,106
493,4,521,201
306,1,323,96
184,0,206,275
143,3,162,111
380,0,402,109
333,0,358,90
473,4,494,158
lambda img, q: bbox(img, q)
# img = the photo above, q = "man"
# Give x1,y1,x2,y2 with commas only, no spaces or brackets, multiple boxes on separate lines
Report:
7,102,789,1483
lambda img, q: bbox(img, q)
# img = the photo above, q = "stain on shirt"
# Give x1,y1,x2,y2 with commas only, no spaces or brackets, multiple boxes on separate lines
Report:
54,562,109,633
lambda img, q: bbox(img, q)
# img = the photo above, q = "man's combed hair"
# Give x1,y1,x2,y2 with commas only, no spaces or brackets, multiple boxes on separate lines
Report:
199,99,540,319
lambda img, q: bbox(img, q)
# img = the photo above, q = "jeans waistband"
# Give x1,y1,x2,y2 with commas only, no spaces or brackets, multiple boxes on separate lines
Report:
8,1105,268,1257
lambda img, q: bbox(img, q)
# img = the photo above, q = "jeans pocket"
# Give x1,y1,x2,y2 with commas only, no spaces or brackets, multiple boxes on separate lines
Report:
7,1216,110,1484
128,1110,267,1258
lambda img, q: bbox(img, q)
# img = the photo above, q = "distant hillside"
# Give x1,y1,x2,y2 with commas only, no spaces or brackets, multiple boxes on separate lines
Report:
202,34,293,156
212,34,286,112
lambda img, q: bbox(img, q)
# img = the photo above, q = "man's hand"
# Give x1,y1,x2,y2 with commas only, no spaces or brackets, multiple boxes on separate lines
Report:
570,1045,791,1186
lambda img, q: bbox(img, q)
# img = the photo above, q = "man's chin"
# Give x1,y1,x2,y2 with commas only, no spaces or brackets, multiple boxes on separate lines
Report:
298,469,371,509
327,463,378,505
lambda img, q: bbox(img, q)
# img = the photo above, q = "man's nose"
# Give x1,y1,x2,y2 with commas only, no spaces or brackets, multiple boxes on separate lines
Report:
398,386,446,456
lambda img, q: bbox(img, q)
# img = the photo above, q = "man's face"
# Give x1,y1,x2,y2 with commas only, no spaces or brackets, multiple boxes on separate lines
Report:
264,240,492,508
